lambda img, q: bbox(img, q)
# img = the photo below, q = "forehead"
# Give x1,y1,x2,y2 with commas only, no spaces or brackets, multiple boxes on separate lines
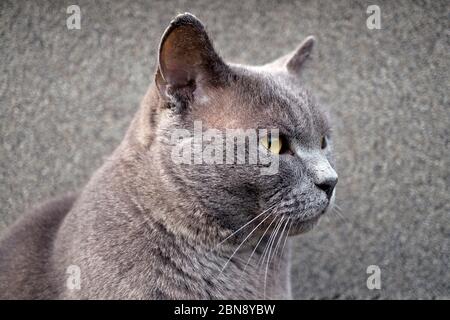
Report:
192,67,329,139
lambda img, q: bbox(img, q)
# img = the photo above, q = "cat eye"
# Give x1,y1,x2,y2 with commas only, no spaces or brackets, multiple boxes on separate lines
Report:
259,135,293,154
260,135,283,154
321,136,327,149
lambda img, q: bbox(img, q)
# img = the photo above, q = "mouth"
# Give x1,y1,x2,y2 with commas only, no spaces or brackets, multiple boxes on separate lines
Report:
296,212,322,225
285,201,333,235
261,191,335,235
291,201,331,222
288,214,321,235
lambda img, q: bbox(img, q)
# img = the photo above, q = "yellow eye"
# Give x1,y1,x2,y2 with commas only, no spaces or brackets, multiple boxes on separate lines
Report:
260,135,282,154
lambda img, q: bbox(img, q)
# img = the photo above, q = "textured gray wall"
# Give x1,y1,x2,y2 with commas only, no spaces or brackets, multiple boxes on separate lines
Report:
0,0,448,299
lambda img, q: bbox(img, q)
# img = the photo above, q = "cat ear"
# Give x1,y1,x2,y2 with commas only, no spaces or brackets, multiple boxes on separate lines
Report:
267,36,315,75
285,36,315,74
155,13,227,109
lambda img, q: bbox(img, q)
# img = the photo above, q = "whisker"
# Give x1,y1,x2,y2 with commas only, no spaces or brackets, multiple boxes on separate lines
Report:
219,212,273,273
336,210,349,223
333,204,349,220
331,206,350,227
272,217,290,263
211,203,276,252
239,213,278,280
259,216,283,268
276,218,294,270
264,216,285,298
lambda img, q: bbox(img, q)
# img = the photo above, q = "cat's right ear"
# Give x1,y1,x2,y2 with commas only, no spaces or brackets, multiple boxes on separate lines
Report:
155,13,228,111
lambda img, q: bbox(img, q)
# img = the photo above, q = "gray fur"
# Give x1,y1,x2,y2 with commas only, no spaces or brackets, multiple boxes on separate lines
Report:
0,13,337,299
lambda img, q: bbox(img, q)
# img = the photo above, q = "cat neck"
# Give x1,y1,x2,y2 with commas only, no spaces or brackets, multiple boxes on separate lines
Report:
138,206,292,299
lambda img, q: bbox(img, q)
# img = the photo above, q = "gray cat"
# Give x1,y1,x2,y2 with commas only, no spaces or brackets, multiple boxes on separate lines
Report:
0,13,337,299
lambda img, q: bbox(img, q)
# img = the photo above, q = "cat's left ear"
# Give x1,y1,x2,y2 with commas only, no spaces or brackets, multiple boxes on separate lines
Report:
268,36,315,75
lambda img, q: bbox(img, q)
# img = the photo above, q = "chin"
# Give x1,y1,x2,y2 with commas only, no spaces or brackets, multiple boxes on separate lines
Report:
289,197,335,235
288,214,321,235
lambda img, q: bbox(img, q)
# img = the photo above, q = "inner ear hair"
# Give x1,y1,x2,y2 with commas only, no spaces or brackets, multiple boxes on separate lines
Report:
155,13,228,111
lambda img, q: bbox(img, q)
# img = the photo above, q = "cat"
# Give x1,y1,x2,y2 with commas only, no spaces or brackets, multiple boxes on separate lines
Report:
0,13,337,299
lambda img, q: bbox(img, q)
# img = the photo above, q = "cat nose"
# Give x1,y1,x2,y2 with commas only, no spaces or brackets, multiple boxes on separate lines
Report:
316,177,338,199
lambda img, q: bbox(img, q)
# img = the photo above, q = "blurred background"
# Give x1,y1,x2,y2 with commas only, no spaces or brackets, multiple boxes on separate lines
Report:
0,0,448,299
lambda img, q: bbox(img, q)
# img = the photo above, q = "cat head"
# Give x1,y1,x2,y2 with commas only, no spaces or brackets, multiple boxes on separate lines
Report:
150,13,337,236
